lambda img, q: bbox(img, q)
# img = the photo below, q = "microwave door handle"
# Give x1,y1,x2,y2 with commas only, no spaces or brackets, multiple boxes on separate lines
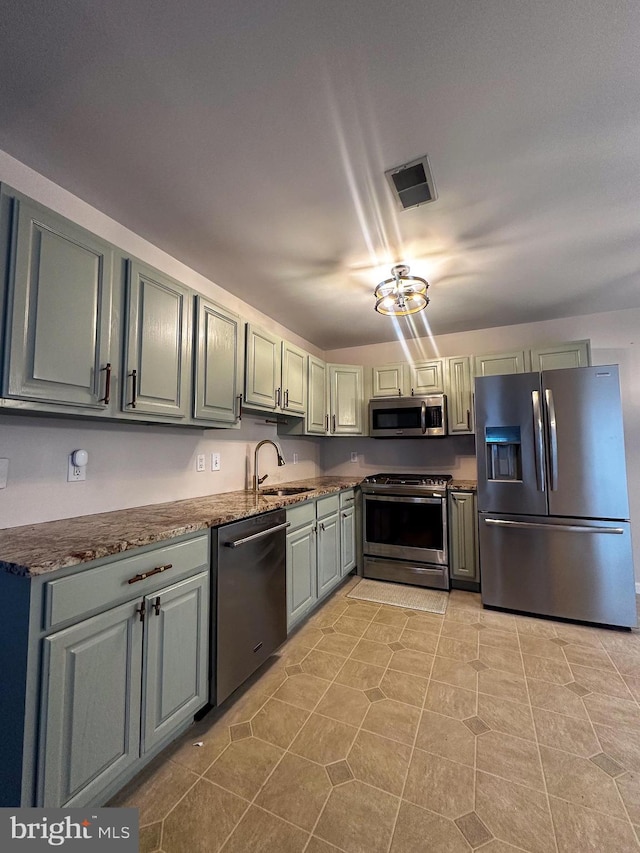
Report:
545,388,559,491
531,390,546,492
421,401,427,434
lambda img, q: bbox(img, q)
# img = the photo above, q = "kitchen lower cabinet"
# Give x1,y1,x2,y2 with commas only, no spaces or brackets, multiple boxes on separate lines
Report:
449,491,479,587
340,490,356,576
317,500,340,597
286,518,317,629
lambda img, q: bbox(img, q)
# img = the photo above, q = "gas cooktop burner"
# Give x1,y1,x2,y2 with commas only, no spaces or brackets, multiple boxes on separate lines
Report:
362,472,453,487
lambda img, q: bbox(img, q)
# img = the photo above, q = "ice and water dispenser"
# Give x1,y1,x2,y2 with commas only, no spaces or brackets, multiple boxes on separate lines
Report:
484,426,522,481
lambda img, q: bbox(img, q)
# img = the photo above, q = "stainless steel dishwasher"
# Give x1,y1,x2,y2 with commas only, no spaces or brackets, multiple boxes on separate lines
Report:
212,509,289,705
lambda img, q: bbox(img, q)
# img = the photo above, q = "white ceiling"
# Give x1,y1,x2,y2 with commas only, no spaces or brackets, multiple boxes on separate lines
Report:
1,0,639,350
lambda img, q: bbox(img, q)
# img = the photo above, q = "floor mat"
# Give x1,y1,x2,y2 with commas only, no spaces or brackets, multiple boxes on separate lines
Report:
347,578,448,614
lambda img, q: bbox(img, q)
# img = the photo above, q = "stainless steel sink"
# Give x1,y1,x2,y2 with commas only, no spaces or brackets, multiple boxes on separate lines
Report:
259,487,314,496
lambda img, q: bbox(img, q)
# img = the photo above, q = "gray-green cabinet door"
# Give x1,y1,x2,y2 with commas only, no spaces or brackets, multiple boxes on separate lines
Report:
371,364,406,397
39,600,142,807
286,522,317,628
529,340,591,372
474,351,529,377
410,360,444,394
194,297,243,424
447,356,474,433
340,507,356,576
5,197,114,409
123,260,192,418
329,365,364,434
306,355,327,434
245,324,281,410
282,341,306,414
142,572,209,754
317,511,341,596
449,491,479,582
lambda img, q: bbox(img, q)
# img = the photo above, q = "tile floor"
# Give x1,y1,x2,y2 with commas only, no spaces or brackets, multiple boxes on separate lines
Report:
111,577,640,852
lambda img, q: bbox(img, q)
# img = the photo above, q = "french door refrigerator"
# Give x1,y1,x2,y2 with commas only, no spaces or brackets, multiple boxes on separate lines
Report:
475,365,636,627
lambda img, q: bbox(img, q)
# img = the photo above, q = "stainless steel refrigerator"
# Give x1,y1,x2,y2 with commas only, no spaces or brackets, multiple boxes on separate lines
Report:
475,365,636,627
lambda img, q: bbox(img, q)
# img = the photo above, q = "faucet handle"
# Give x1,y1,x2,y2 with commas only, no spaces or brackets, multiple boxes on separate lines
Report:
258,473,269,485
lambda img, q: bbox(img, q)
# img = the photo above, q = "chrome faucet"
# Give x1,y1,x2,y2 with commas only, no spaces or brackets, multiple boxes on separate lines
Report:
253,439,285,492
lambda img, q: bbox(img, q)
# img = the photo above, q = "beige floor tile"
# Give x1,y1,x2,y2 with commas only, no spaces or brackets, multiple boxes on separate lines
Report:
437,636,479,662
347,729,412,795
309,604,348,629
617,771,640,824
598,631,640,654
623,674,640,703
404,748,474,818
290,712,358,764
515,618,559,639
363,621,404,644
255,752,331,831
350,638,394,667
445,608,482,625
380,668,429,708
315,780,399,853
595,723,640,774
448,590,482,609
478,627,520,651
563,643,616,671
139,824,161,853
549,795,639,853
272,672,329,710
221,805,308,853
390,801,471,853
404,611,444,634
526,677,589,719
361,698,421,746
250,697,310,749
478,646,524,676
539,745,627,819
333,615,371,638
292,624,325,649
477,692,536,741
584,692,640,730
416,710,476,766
477,730,544,791
168,718,231,774
204,737,283,799
314,632,360,658
518,635,566,661
335,658,386,690
162,778,247,853
343,601,380,621
300,649,346,681
609,650,640,677
425,680,477,720
475,841,525,853
400,627,440,653
109,758,199,825
477,611,518,633
388,647,434,678
553,623,605,649
475,771,556,853
306,838,345,853
532,706,600,757
522,653,573,685
440,621,480,644
315,682,372,726
373,609,409,628
431,656,478,691
477,669,528,704
570,663,634,700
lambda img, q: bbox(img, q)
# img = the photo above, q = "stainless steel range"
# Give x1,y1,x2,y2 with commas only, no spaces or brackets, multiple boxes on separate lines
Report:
361,472,452,590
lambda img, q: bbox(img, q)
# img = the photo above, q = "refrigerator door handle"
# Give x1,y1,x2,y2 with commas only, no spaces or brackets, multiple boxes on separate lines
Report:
545,388,559,491
483,518,624,534
531,390,546,492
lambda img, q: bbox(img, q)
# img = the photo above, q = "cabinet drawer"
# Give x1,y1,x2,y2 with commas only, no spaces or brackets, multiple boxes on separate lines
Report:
44,534,209,630
287,501,316,531
316,494,340,518
340,490,355,508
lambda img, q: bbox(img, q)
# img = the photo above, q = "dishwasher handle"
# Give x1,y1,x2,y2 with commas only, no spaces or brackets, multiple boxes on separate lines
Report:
224,521,291,548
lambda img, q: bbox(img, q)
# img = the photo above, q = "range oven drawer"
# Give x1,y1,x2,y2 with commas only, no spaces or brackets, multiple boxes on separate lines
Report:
364,556,449,591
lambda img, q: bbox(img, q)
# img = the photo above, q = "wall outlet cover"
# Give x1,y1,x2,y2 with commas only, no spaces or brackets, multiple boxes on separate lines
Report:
211,453,221,471
293,452,299,464
196,453,206,472
350,452,358,463
67,455,86,482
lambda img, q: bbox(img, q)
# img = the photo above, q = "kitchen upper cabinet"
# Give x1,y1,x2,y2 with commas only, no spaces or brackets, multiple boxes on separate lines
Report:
410,360,444,394
244,325,307,416
306,355,328,434
530,340,591,372
3,194,115,411
474,350,529,377
446,356,474,434
371,363,406,397
122,260,193,420
328,364,364,435
449,491,479,585
194,297,243,425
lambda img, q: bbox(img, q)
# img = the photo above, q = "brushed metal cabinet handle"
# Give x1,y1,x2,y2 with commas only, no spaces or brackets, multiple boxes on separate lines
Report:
129,369,137,408
101,363,111,405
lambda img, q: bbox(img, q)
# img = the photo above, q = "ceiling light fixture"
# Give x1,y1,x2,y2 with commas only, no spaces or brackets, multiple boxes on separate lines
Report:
374,264,429,316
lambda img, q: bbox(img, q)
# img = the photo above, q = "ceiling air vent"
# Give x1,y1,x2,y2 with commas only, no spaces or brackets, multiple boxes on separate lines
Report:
385,155,437,211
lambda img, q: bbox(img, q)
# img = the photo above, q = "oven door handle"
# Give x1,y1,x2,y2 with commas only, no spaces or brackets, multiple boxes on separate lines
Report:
363,494,444,505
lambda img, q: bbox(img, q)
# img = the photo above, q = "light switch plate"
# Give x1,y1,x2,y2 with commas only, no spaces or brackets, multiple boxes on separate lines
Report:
0,458,8,489
350,452,358,463
211,453,221,471
293,453,299,464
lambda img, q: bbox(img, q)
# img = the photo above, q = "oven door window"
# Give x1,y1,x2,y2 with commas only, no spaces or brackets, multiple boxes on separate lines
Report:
365,497,444,551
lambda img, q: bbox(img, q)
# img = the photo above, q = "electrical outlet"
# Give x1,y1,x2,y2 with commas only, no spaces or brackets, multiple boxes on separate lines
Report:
67,455,86,482
350,451,358,463
211,452,221,471
292,452,299,464
196,454,206,472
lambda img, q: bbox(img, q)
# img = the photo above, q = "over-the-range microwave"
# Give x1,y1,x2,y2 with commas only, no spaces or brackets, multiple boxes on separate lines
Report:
369,394,448,437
